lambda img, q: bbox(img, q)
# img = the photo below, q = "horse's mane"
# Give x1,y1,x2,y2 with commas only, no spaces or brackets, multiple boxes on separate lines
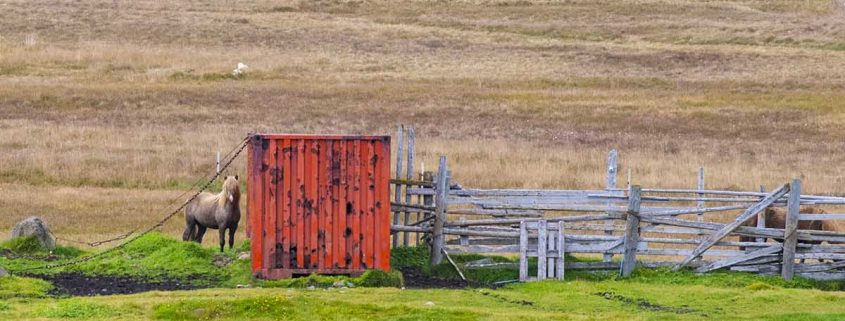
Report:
217,176,241,208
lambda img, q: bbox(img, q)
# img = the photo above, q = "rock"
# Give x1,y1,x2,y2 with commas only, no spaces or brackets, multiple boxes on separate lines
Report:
307,285,316,290
424,301,434,306
236,284,250,288
10,216,55,251
332,280,346,288
346,282,355,288
237,252,251,260
0,267,6,277
212,254,232,267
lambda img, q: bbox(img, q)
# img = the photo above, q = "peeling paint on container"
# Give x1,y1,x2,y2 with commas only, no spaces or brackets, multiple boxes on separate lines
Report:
246,134,391,279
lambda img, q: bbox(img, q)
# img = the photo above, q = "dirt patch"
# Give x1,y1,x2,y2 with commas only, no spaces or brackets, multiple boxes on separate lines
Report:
480,290,534,306
595,291,699,315
400,267,468,289
25,272,203,296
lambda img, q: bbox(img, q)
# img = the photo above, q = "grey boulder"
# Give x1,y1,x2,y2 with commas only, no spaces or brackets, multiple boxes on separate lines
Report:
10,216,56,251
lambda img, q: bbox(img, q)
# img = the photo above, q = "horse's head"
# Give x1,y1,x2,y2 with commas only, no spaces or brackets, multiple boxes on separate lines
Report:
222,175,240,204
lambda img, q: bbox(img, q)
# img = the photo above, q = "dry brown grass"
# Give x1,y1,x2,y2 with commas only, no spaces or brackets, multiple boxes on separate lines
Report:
1,0,845,245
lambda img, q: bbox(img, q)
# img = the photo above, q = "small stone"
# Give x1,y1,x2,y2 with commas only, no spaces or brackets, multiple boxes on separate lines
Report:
237,252,250,260
424,301,434,306
401,287,406,290
0,267,6,277
307,285,316,290
332,280,346,288
340,286,348,290
236,284,250,288
345,282,355,288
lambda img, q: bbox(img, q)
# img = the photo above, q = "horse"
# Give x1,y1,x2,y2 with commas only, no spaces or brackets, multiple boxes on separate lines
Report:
739,207,827,262
183,175,241,252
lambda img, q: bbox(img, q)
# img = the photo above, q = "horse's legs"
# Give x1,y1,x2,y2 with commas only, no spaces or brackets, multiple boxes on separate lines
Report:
228,222,238,250
194,226,207,243
183,218,196,242
219,228,227,252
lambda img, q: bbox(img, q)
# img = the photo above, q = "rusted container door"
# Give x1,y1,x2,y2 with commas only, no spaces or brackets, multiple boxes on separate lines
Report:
247,134,391,279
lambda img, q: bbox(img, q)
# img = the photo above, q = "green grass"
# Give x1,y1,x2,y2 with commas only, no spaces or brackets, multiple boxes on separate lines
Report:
0,275,53,299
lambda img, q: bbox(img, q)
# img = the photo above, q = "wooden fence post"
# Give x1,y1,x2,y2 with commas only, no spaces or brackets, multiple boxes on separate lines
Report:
557,221,565,280
604,149,618,262
403,128,415,246
392,125,404,247
420,171,434,244
620,185,642,277
538,220,547,280
756,185,766,244
519,221,528,282
697,167,705,222
782,179,801,281
430,156,449,266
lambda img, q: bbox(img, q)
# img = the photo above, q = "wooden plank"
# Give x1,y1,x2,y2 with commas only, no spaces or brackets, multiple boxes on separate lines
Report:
376,138,392,270
450,189,610,197
641,215,845,243
538,220,547,280
318,140,329,270
695,244,782,273
620,186,642,277
430,156,448,265
756,185,766,244
363,142,376,269
403,128,414,246
558,221,565,280
674,184,789,270
447,208,543,217
782,179,801,281
407,188,435,196
799,214,845,220
645,205,751,216
459,217,469,246
444,214,623,227
392,125,403,248
697,167,704,222
309,140,320,269
606,187,845,201
604,149,618,262
519,221,528,282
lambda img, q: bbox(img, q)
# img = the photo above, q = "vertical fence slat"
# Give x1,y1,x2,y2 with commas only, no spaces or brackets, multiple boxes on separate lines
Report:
782,179,801,280
392,126,404,247
519,221,528,282
420,171,434,244
431,156,448,266
538,220,547,280
604,149,618,262
620,186,642,277
756,185,766,244
697,167,705,222
557,221,565,280
547,225,555,278
404,128,415,246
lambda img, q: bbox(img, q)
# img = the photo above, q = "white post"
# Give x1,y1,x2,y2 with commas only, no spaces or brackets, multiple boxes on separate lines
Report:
216,150,221,174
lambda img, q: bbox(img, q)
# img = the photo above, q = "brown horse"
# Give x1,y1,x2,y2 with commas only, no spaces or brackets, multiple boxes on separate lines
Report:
183,175,241,252
739,207,826,261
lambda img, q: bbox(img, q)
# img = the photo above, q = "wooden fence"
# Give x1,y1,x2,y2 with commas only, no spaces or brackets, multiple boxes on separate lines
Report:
389,127,845,281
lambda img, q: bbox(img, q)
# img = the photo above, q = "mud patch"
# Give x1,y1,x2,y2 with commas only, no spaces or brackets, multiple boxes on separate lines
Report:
400,267,468,289
25,273,203,296
480,290,534,306
595,291,698,315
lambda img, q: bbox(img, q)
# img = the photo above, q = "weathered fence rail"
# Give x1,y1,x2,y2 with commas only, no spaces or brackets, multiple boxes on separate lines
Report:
388,127,845,282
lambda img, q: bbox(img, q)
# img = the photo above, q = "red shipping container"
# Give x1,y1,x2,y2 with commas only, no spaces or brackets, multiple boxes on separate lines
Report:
246,134,391,279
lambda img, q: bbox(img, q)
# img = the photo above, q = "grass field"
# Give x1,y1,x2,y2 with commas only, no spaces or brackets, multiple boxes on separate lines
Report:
3,235,845,320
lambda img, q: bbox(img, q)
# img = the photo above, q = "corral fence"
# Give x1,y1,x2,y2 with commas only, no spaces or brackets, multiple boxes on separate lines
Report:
388,126,845,281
